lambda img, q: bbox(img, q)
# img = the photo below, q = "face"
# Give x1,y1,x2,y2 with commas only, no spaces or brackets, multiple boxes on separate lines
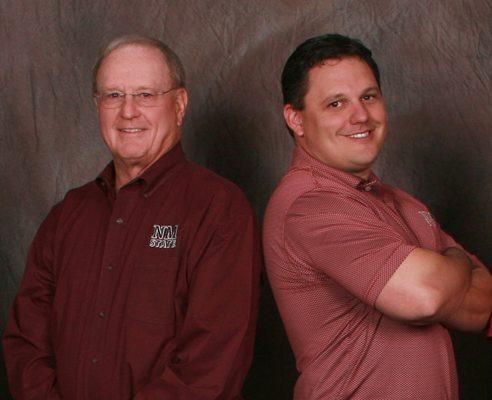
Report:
284,56,387,179
95,44,187,171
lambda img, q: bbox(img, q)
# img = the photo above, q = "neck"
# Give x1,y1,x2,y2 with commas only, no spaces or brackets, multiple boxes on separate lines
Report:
113,160,150,191
351,169,372,180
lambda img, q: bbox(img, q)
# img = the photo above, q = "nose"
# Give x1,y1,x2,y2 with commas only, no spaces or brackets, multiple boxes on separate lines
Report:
120,94,141,119
349,101,369,125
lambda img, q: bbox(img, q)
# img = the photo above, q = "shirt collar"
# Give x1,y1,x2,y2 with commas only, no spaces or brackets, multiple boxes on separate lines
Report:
291,146,380,192
96,142,186,197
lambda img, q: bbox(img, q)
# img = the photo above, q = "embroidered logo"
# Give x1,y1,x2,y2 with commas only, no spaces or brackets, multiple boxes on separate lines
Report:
149,225,178,248
418,211,436,227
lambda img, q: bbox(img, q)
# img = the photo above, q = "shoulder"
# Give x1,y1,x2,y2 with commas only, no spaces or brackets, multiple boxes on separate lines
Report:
265,166,318,217
288,187,371,219
269,168,370,218
185,161,249,204
180,161,253,220
43,180,104,226
53,180,104,213
32,180,101,241
63,180,100,201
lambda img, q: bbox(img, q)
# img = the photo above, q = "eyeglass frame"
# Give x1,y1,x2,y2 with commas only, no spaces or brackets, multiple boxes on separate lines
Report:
93,87,178,108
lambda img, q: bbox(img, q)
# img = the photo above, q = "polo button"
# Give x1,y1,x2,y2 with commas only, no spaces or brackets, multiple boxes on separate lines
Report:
91,358,98,364
116,217,124,224
98,311,106,318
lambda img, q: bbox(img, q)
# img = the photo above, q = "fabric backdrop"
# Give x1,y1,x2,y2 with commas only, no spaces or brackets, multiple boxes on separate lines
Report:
1,1,491,398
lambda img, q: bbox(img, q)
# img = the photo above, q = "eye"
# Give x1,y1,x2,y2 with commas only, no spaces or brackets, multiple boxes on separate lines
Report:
328,100,342,108
136,92,155,99
362,93,377,101
105,92,123,99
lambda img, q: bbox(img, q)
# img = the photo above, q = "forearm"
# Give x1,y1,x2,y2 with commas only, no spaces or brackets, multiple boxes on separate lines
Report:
442,264,492,331
376,247,474,323
422,247,475,322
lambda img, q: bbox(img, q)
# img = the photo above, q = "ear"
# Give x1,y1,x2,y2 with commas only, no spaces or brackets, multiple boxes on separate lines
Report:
283,104,304,137
175,88,189,126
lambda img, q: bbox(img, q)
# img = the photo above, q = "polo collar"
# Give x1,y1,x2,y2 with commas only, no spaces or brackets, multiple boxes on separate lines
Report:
291,146,380,191
96,142,186,196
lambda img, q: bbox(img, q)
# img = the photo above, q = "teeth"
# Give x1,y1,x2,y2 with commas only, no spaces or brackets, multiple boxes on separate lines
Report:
121,128,142,133
349,131,369,139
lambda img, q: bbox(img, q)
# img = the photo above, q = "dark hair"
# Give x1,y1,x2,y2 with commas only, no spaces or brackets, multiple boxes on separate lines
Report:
92,35,185,94
281,33,380,110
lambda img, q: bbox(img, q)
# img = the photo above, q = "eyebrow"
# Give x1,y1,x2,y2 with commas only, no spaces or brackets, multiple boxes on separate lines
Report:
363,86,381,94
321,85,381,104
98,85,160,92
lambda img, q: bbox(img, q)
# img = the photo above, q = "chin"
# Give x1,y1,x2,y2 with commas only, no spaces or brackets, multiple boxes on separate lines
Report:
113,151,146,163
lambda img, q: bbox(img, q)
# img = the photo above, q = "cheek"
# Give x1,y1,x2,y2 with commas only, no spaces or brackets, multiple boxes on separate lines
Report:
98,109,116,129
154,109,177,130
98,110,118,144
318,114,345,136
371,104,387,122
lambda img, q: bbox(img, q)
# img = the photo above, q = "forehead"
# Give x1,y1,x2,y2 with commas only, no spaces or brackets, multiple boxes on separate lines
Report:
97,44,171,89
306,56,378,96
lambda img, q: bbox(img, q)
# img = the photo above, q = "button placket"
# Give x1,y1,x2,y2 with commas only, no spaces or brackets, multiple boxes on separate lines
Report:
89,194,130,356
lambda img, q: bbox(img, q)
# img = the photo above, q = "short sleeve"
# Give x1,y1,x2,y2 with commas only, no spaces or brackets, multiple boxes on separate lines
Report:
284,190,416,305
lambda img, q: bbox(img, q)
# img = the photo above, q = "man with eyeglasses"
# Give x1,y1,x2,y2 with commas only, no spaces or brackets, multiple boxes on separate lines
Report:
3,35,261,399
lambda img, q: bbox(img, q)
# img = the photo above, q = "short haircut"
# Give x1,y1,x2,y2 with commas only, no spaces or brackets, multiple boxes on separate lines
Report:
92,34,186,94
281,33,380,110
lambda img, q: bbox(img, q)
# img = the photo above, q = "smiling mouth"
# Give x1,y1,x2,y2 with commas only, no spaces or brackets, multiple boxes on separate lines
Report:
119,128,145,133
347,130,371,139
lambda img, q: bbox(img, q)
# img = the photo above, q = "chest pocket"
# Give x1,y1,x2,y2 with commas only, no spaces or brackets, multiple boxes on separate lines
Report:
126,253,180,324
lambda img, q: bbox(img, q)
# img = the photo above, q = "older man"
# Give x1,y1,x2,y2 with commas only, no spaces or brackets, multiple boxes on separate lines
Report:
263,33,492,399
3,35,260,399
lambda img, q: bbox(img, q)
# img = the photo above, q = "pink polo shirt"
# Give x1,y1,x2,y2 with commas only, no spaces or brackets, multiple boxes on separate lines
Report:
263,147,460,400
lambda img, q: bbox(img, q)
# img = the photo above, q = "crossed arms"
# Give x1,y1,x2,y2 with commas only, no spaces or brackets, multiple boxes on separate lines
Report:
376,246,492,330
285,190,492,331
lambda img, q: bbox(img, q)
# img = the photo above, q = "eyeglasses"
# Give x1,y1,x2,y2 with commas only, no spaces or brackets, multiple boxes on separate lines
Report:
94,87,177,109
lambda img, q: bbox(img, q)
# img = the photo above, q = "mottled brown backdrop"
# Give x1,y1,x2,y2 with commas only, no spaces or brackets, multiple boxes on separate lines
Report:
1,0,491,399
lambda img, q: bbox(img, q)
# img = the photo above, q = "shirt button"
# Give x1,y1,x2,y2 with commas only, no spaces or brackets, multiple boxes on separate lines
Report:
107,265,113,271
171,356,181,364
116,217,124,224
143,193,149,199
364,186,372,192
91,357,98,364
98,311,106,318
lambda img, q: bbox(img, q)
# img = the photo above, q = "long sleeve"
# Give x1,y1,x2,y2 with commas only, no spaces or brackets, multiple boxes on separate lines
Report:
133,190,261,400
2,205,62,400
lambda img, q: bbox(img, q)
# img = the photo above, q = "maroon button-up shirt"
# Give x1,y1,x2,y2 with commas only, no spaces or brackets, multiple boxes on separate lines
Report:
3,143,261,399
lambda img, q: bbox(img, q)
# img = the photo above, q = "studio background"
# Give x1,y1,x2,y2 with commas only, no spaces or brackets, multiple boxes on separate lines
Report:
1,0,490,399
